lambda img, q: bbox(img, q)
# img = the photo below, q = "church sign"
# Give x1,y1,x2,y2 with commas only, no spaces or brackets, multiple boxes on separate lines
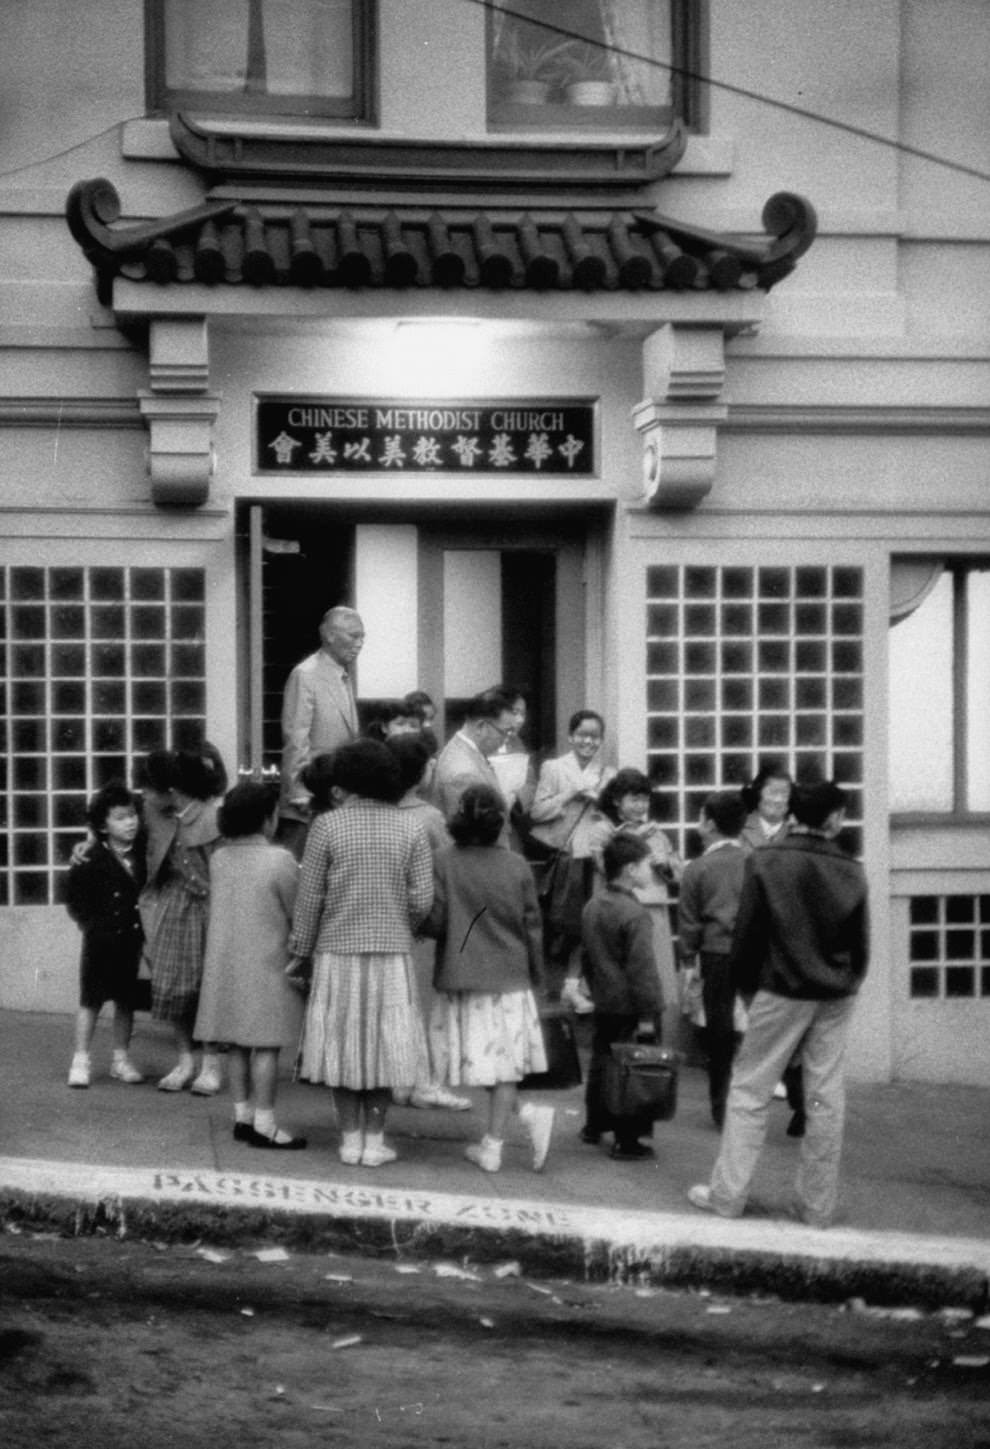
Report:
256,397,595,476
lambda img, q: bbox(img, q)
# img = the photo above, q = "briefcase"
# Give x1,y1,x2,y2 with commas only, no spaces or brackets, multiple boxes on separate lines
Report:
519,1002,582,1091
603,1043,680,1122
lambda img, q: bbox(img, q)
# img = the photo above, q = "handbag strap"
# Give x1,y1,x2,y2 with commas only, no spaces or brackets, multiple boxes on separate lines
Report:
561,798,593,851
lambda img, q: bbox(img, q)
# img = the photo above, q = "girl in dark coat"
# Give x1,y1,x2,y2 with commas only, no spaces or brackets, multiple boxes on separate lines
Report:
66,782,147,1088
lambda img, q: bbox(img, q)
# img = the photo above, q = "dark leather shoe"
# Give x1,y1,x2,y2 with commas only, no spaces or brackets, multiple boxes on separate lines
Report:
233,1122,257,1143
786,1111,806,1138
610,1141,654,1160
250,1130,307,1150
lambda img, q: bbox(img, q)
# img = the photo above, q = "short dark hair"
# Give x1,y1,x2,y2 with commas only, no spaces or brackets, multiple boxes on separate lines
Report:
136,749,177,794
201,741,229,796
449,784,505,847
742,761,792,812
602,832,651,881
173,749,222,802
219,781,278,839
790,781,846,830
404,689,434,713
569,709,604,736
365,700,417,741
599,767,652,824
701,790,748,838
496,684,526,708
87,781,138,835
331,738,403,803
464,687,517,723
385,733,434,794
301,751,339,813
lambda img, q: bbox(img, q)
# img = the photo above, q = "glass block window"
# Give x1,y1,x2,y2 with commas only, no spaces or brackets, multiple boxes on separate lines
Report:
1,565,206,908
645,564,865,856
908,895,990,999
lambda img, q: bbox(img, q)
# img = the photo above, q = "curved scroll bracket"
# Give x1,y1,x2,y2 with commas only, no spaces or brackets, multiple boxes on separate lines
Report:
65,178,236,267
633,190,817,290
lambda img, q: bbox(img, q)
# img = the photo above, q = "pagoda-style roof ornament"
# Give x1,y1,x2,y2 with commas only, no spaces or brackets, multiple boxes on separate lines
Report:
65,179,817,302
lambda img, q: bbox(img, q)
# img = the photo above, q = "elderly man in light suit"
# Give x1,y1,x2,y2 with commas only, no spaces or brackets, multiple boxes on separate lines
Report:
432,687,517,835
277,606,364,858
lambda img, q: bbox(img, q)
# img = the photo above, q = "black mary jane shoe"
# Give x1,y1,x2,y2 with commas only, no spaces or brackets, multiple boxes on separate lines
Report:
249,1129,308,1151
233,1122,258,1144
610,1141,654,1161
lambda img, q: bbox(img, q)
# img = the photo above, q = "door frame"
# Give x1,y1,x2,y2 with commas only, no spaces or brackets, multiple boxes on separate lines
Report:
417,517,594,752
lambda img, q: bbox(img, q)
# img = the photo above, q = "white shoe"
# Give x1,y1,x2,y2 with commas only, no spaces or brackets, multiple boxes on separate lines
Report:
67,1053,91,1088
465,1140,502,1173
409,1086,472,1111
157,1063,194,1092
687,1183,715,1212
560,980,595,1015
110,1057,145,1085
361,1143,398,1168
518,1102,555,1171
773,1081,788,1100
338,1133,363,1166
190,1066,222,1096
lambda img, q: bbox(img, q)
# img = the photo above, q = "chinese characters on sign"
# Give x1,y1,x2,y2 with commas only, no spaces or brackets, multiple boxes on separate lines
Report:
256,399,595,476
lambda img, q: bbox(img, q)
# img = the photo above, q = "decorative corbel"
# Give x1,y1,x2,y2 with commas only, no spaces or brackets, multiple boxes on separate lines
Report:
631,325,727,510
138,318,219,507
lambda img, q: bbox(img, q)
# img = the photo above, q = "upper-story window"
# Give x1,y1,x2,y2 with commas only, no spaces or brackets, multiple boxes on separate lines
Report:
488,0,702,132
146,0,374,120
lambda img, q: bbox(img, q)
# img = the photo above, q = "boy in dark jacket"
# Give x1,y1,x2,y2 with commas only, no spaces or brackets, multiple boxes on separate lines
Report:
580,833,663,1159
677,789,748,1128
688,781,869,1228
66,782,147,1088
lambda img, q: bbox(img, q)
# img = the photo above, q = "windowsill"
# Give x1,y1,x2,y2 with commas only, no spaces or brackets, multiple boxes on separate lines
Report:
121,116,733,175
891,814,990,829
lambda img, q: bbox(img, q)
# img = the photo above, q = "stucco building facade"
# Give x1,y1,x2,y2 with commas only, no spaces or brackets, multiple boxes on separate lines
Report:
1,1,988,1083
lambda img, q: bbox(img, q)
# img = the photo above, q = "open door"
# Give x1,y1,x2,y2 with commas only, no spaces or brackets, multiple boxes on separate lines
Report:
243,506,597,769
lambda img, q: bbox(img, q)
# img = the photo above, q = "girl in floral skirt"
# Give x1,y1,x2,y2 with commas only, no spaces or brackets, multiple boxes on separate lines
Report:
426,785,555,1174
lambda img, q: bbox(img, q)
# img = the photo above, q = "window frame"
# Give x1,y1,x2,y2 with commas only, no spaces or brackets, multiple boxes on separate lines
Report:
486,0,706,135
145,0,377,123
889,554,990,824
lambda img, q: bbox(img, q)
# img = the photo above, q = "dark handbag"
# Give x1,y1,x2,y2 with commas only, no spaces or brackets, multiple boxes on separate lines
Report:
537,852,591,938
603,1043,680,1122
519,1002,583,1090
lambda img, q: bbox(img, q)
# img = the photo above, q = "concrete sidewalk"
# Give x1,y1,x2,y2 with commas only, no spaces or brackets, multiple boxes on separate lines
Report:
1,1010,988,1308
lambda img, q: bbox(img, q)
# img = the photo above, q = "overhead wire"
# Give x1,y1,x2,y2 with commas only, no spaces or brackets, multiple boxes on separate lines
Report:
469,0,990,185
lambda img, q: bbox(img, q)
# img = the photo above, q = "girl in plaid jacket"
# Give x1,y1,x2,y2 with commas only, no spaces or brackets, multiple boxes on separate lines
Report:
290,739,433,1169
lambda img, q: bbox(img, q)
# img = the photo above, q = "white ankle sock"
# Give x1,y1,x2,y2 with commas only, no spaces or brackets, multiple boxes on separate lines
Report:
233,1101,253,1125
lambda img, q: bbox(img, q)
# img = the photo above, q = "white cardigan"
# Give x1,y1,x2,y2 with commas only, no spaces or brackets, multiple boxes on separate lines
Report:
528,751,615,857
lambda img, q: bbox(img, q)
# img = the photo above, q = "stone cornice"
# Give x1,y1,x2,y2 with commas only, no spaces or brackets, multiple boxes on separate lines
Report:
726,405,990,435
0,398,142,427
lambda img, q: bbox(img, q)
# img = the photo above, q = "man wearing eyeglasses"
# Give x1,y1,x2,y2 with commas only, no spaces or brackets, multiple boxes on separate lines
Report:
431,687,517,838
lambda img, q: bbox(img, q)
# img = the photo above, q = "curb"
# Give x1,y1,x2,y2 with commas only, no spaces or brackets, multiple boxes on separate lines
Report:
2,1158,988,1310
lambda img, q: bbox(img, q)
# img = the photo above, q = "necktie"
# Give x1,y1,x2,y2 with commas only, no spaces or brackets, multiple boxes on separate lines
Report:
341,670,357,731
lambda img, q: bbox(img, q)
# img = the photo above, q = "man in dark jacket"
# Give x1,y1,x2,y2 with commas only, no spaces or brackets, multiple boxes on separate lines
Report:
688,781,869,1228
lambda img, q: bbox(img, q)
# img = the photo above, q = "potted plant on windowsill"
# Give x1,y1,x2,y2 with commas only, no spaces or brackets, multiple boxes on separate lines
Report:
494,30,576,104
557,40,618,107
